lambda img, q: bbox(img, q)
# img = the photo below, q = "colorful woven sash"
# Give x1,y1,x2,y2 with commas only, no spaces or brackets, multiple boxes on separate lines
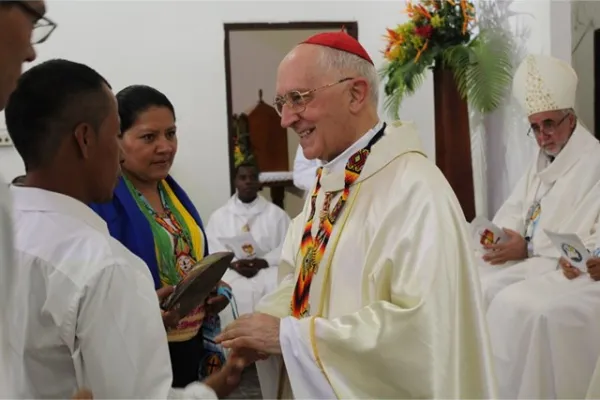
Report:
290,126,385,318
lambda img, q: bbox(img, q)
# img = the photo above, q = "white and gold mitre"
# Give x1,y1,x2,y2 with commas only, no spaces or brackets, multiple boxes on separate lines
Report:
513,54,578,116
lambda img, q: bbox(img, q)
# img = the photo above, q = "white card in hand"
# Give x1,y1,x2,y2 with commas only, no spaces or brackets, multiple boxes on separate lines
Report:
217,232,263,260
470,216,508,251
544,229,589,272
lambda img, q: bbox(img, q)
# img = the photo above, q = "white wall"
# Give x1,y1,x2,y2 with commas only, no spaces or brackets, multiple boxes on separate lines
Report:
229,29,335,218
572,0,599,133
0,0,575,221
0,0,434,220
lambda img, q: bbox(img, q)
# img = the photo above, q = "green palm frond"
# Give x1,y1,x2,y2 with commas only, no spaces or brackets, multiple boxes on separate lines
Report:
380,47,441,119
380,61,428,119
442,30,513,113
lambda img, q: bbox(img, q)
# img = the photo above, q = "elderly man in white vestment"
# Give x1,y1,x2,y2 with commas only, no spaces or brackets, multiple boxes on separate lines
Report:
215,31,497,399
0,1,51,397
477,54,600,308
2,59,249,399
485,185,600,399
206,162,291,326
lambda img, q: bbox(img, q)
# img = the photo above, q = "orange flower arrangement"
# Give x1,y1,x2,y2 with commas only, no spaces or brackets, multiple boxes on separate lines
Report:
380,0,512,118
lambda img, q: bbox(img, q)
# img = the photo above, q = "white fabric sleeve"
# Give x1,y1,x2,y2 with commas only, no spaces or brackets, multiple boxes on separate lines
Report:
279,316,336,399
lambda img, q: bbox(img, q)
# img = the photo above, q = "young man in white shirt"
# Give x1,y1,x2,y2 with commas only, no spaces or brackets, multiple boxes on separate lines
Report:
3,58,252,399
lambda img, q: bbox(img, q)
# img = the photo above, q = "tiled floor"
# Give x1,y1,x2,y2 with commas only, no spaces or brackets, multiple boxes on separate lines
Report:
226,364,262,399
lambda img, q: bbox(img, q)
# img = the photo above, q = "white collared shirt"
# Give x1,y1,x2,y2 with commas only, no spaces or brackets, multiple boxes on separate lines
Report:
4,186,216,399
320,120,384,175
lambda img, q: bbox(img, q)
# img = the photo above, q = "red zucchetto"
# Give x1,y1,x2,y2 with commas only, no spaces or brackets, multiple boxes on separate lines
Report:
301,31,374,65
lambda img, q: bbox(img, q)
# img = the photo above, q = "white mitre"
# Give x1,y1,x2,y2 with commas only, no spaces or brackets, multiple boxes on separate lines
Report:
513,54,578,116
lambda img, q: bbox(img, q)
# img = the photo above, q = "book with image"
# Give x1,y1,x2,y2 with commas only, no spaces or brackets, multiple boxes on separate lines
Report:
161,251,234,318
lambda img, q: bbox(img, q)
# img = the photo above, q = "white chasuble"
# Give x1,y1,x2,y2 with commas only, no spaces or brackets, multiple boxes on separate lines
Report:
255,122,497,399
205,194,290,324
478,125,600,307
486,183,600,399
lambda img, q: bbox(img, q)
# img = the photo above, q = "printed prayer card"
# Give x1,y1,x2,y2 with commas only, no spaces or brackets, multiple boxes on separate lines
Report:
544,229,590,272
217,232,264,260
470,216,508,252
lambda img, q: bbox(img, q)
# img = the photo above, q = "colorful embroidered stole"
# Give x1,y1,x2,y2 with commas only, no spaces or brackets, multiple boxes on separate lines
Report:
290,126,385,318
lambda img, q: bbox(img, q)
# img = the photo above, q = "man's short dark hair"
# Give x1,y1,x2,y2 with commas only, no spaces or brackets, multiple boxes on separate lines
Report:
4,58,112,171
234,162,259,178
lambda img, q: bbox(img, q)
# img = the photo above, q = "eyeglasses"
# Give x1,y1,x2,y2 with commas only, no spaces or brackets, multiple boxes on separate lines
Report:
273,77,353,116
13,1,57,44
527,114,569,137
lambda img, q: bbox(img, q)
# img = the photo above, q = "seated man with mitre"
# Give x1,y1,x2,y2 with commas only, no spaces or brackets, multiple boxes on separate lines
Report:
206,161,291,327
477,54,600,309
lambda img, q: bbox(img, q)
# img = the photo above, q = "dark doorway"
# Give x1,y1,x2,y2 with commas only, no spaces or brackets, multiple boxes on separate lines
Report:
223,22,359,198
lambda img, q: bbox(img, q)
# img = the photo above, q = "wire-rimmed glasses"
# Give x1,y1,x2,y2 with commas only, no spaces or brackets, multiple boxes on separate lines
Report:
13,1,57,45
273,77,353,116
527,113,569,137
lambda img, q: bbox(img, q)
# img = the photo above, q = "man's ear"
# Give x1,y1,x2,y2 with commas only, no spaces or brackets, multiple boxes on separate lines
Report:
73,122,95,160
348,78,369,113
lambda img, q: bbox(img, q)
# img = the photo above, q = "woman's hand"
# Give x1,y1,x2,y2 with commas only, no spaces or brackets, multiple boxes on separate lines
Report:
205,281,231,315
156,285,181,329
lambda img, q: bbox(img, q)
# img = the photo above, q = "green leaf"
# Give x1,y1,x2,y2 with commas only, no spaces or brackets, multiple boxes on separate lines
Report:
442,29,513,113
379,59,429,119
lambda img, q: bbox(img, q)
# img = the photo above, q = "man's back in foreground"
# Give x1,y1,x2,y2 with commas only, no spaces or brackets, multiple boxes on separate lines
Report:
2,59,246,399
7,186,176,398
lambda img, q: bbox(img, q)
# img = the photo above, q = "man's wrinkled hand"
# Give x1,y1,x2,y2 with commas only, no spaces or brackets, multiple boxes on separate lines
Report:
215,313,282,355
157,285,181,329
482,228,527,265
587,257,600,281
560,257,581,280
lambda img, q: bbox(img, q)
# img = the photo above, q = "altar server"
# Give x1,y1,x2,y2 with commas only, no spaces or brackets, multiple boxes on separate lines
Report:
206,162,290,325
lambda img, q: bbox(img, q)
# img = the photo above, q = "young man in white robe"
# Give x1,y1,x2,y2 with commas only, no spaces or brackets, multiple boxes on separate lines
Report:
0,1,49,397
215,31,497,399
485,182,600,399
2,59,249,399
477,54,600,308
206,162,291,327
